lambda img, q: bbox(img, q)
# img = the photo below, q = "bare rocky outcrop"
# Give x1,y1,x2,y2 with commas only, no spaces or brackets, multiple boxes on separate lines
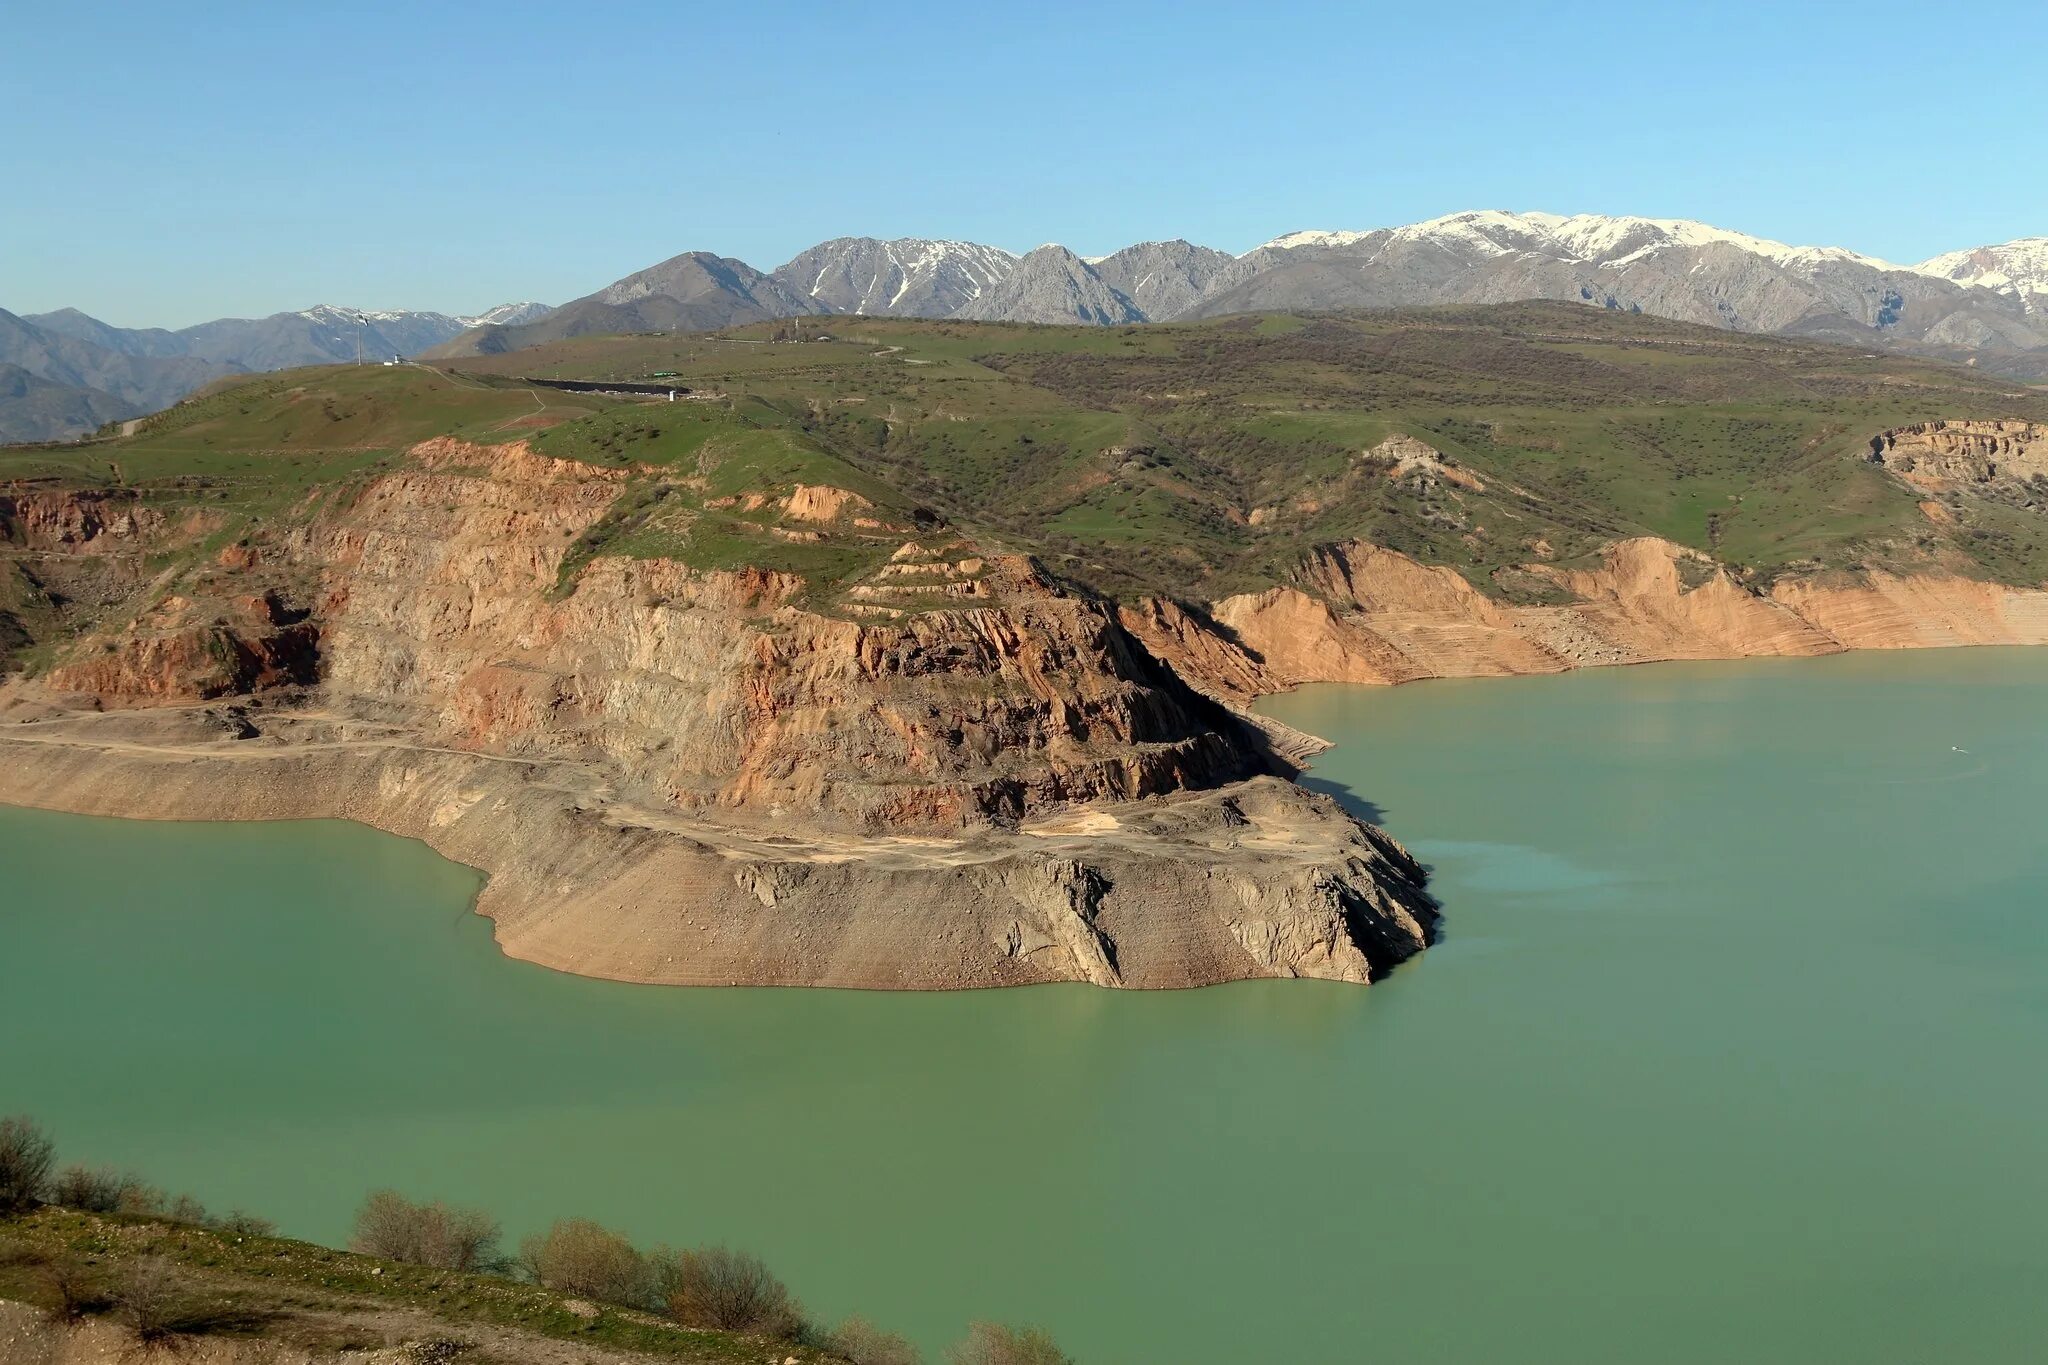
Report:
1869,419,2048,495
1135,535,2048,700
0,438,1438,991
1,488,166,550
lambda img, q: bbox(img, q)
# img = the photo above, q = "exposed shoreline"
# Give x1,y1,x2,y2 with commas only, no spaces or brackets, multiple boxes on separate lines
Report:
9,624,2045,994
0,703,1438,992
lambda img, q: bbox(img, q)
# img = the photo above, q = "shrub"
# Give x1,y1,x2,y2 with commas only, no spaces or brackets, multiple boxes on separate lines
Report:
663,1245,803,1339
214,1210,276,1239
946,1322,1074,1365
113,1255,180,1345
37,1251,109,1323
52,1166,151,1214
160,1193,210,1226
114,1180,168,1218
350,1190,502,1272
827,1314,923,1365
518,1218,647,1306
0,1116,55,1215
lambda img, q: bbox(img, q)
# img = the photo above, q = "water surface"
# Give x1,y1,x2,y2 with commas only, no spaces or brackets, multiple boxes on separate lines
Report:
5,647,2048,1362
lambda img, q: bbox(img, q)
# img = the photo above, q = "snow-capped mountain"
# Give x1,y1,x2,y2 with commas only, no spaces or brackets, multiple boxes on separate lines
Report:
466,301,553,328
17,212,2048,444
771,238,1017,317
1091,240,1245,319
1251,211,1901,272
1192,210,2048,355
1916,238,2048,314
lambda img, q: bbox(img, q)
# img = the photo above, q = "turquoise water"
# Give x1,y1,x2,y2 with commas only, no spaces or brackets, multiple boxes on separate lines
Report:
5,647,2048,1361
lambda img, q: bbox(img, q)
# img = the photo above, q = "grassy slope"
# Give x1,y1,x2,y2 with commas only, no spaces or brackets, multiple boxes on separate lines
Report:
9,304,2048,649
443,303,2048,598
0,1207,828,1362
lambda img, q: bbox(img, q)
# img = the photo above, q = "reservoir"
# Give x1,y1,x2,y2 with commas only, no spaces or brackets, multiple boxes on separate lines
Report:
5,647,2048,1362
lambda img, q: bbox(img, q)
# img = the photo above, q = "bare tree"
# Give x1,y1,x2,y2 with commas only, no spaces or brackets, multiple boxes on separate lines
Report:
113,1255,180,1345
947,1322,1074,1365
350,1190,501,1272
0,1115,55,1215
828,1314,923,1365
518,1218,647,1305
664,1245,804,1340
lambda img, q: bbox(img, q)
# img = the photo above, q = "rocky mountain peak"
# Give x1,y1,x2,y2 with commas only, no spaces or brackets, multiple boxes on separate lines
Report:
771,237,1017,317
1917,237,2048,313
955,245,1143,326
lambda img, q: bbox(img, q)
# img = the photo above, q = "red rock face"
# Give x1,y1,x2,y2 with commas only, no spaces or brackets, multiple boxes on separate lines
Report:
44,589,318,702
3,440,1253,832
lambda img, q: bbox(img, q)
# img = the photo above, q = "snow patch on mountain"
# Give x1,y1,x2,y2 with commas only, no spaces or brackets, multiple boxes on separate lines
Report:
295,302,552,328
1915,238,2048,312
1259,211,1905,273
1253,229,1379,253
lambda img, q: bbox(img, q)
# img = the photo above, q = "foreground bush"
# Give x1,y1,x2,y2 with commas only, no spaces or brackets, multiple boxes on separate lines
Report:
827,1313,923,1365
0,1115,55,1215
947,1322,1074,1365
518,1217,648,1305
663,1244,804,1339
351,1189,502,1272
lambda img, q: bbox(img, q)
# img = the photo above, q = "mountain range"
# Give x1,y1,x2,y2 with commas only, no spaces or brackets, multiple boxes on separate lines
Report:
0,301,549,442
10,210,2048,443
425,212,2048,375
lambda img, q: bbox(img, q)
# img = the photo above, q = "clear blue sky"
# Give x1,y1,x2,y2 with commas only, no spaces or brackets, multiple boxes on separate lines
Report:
5,0,2045,328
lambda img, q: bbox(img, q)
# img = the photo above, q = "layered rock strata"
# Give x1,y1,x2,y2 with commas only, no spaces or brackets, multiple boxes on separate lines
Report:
0,439,1438,989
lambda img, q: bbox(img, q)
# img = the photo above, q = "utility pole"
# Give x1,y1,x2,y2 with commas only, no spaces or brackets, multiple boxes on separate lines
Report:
354,312,364,365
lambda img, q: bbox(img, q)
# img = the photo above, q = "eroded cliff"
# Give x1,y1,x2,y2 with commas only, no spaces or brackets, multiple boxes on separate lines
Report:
0,436,1437,989
9,348,2048,994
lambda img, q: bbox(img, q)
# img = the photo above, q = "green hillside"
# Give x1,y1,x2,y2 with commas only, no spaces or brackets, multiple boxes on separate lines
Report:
439,302,2048,595
8,303,2047,654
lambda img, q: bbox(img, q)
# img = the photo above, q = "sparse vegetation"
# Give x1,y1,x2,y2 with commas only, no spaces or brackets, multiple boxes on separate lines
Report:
34,1248,107,1322
0,1116,967,1362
